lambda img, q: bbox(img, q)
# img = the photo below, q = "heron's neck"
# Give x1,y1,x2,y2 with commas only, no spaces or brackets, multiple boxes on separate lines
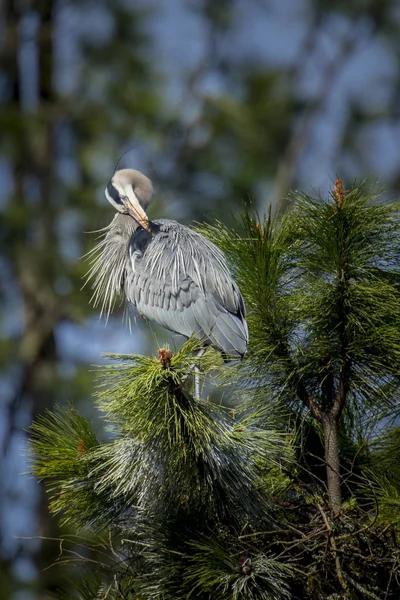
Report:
112,212,139,236
85,213,138,317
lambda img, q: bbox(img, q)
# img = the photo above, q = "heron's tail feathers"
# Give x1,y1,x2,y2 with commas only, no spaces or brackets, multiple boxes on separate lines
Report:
188,296,248,359
210,311,248,359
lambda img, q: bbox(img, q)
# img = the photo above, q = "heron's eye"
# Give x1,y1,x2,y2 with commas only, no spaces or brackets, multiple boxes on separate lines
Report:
106,182,123,205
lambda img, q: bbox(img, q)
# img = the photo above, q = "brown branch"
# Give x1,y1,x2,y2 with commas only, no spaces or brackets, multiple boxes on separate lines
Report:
157,348,194,408
238,529,290,540
294,375,321,420
301,391,321,421
343,573,382,600
332,376,347,418
317,503,349,594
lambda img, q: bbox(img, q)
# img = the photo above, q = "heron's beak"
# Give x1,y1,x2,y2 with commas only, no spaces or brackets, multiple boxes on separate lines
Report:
125,194,150,231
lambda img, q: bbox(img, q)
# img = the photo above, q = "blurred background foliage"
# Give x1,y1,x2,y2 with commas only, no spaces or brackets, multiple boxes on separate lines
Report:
1,0,400,598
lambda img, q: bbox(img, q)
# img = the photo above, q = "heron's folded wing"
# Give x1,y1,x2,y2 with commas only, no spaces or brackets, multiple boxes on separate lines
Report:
128,270,246,357
126,221,248,356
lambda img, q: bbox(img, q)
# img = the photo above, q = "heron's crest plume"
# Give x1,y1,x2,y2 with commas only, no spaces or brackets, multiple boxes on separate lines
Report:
111,145,141,176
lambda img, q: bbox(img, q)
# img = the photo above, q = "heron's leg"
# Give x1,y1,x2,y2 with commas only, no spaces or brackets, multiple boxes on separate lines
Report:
193,348,205,399
181,348,205,399
194,365,200,399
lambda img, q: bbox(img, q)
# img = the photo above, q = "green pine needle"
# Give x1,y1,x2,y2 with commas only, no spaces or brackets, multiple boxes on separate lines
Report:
29,405,119,529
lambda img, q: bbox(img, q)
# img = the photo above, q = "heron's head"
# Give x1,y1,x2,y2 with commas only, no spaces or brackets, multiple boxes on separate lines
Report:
105,169,153,230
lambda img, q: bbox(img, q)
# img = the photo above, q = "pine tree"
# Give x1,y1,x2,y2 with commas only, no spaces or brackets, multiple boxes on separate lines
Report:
30,180,400,598
30,340,293,599
199,179,400,596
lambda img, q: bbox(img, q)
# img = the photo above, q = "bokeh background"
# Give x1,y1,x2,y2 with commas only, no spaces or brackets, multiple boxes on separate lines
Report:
1,0,400,597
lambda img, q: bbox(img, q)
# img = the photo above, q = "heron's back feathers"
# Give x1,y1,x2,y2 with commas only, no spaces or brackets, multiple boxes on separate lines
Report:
126,220,248,357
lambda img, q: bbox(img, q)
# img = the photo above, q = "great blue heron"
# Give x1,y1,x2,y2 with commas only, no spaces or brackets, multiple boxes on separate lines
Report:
86,169,248,363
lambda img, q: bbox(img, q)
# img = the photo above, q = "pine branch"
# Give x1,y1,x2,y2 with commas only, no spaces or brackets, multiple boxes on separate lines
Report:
29,404,119,529
183,536,292,600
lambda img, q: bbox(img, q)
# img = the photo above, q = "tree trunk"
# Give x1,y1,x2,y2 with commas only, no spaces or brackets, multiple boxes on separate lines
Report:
321,411,341,514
